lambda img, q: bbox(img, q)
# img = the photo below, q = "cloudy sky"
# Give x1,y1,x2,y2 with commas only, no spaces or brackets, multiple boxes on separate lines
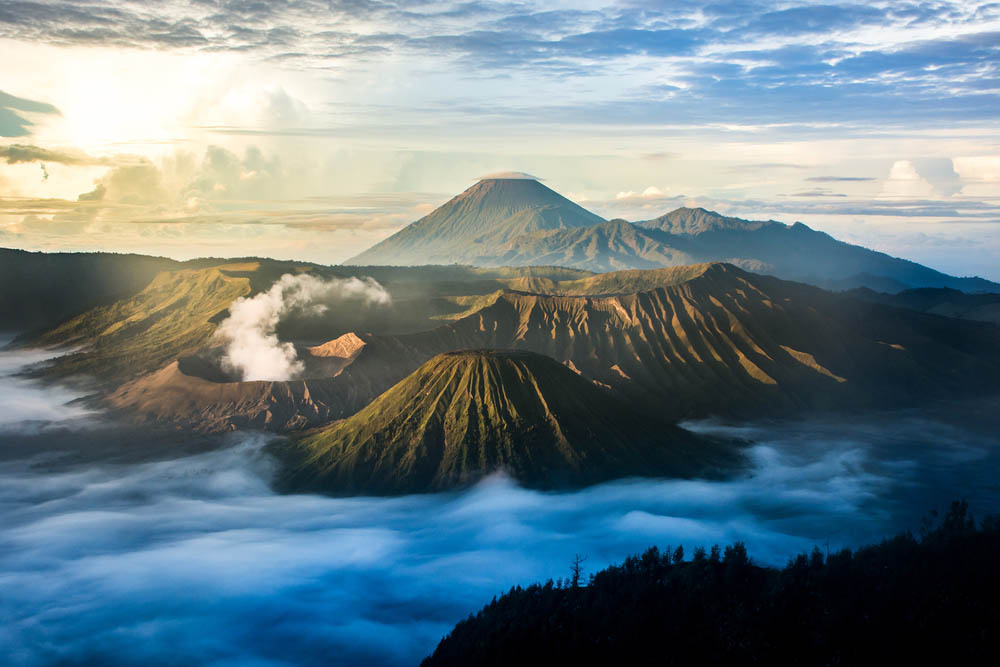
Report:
1,0,999,278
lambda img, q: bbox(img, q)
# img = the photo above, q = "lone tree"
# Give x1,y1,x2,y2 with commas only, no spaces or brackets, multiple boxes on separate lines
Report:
570,554,587,588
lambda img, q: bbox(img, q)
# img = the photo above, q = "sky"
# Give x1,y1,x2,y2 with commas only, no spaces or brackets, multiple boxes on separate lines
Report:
1,0,999,279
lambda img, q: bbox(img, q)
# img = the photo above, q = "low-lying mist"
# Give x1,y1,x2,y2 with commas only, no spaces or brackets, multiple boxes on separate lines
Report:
2,345,1000,666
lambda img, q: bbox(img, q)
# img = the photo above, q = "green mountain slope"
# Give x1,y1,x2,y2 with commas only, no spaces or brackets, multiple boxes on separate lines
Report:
275,349,736,494
29,265,253,383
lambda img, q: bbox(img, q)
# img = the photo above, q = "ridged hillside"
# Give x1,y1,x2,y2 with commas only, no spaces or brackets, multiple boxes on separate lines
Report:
29,266,252,382
275,350,735,494
369,263,1000,420
85,263,1000,432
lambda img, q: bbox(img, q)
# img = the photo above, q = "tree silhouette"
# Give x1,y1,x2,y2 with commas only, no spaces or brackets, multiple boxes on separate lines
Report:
423,502,1000,667
569,554,587,588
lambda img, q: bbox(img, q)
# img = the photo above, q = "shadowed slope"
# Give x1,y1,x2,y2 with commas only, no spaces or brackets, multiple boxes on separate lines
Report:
847,287,1000,325
486,219,695,272
276,350,734,494
638,208,999,293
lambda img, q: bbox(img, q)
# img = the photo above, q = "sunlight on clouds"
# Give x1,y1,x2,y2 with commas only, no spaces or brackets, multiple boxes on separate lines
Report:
2,2,1000,273
880,160,936,199
953,156,1000,197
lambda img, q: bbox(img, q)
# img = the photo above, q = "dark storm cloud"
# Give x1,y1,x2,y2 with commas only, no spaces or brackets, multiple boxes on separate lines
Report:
0,90,60,137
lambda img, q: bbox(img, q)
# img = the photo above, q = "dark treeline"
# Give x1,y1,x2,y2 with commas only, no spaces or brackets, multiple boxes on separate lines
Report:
424,502,1000,666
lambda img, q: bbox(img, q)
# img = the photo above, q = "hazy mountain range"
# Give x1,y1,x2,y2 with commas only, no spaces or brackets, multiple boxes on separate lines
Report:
349,176,999,293
4,174,1000,495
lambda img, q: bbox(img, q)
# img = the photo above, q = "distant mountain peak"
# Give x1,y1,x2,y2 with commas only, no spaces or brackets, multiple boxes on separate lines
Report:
639,207,778,235
347,176,604,266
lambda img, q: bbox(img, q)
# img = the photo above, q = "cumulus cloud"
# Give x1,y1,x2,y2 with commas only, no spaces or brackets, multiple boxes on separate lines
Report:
214,273,390,381
953,156,1000,197
880,160,936,198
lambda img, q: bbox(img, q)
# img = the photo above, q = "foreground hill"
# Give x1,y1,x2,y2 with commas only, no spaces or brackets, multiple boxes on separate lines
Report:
273,350,737,494
424,502,999,666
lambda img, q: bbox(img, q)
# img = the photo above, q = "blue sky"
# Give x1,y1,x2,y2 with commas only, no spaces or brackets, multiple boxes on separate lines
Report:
0,1,999,278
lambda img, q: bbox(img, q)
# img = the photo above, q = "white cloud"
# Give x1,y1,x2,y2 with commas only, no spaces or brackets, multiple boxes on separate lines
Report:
953,156,1000,197
880,160,935,199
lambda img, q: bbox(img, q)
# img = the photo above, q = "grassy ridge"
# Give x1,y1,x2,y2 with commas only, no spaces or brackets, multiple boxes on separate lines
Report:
275,349,738,494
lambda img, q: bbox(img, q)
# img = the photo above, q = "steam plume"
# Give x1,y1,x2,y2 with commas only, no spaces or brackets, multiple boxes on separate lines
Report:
215,273,389,381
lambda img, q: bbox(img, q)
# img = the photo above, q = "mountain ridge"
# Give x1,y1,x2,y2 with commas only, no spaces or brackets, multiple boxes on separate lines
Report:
345,178,999,292
273,349,738,494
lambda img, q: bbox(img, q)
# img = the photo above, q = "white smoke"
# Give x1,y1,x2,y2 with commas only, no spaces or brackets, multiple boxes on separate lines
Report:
214,273,390,382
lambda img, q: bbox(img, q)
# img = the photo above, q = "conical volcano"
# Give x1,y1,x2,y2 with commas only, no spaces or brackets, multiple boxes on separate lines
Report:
274,349,737,494
347,176,605,266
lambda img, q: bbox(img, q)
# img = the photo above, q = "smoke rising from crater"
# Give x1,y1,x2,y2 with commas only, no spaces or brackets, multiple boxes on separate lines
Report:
214,273,390,382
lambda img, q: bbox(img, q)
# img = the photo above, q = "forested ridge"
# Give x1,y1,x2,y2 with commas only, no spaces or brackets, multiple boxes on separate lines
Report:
424,502,1000,665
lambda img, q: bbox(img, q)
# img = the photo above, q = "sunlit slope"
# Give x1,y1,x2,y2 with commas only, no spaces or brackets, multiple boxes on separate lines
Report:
31,266,252,382
21,259,595,383
381,263,1000,419
347,178,605,265
277,350,735,494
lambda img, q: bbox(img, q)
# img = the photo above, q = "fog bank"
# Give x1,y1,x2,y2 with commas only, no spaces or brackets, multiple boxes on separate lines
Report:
2,344,1000,665
2,417,999,665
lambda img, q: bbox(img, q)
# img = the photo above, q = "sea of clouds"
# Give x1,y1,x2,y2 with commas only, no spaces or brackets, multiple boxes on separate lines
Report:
1,344,999,666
